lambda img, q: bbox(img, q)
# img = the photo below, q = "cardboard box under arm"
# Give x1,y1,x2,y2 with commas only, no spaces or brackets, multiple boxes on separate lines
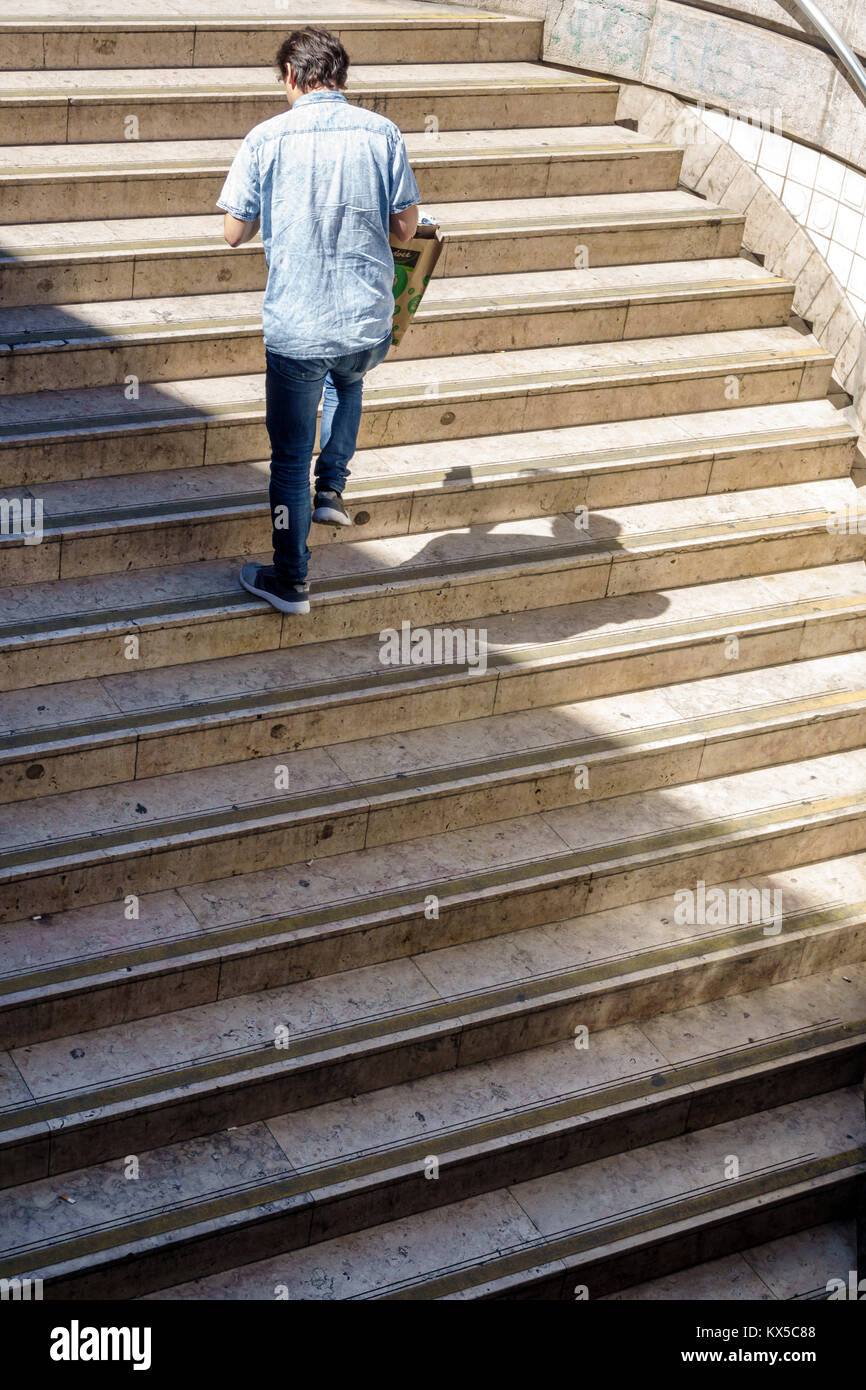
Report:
389,221,442,349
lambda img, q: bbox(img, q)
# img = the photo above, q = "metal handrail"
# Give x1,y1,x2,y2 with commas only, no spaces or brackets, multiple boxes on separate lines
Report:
790,0,866,104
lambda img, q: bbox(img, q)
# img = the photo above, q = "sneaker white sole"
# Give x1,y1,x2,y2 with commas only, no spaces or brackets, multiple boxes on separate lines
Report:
239,570,310,615
312,505,352,527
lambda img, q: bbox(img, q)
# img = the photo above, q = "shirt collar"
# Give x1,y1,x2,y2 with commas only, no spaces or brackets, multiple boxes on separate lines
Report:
293,90,348,109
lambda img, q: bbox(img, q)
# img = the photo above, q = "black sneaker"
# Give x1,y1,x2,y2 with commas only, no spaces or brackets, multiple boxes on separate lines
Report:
239,562,310,614
312,489,351,527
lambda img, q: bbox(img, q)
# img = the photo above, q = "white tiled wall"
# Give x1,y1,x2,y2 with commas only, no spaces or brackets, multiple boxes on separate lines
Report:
697,106,866,321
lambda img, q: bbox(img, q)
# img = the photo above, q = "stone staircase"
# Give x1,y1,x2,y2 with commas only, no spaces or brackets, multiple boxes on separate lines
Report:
0,0,865,1302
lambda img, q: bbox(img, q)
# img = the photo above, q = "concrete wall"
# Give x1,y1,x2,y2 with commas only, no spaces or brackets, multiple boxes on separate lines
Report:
618,81,866,430
466,0,866,427
473,0,866,170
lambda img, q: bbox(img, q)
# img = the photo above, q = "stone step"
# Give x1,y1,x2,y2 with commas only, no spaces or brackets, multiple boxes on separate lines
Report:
4,753,866,1056
4,655,866,1041
5,631,866,921
1,0,861,1305
0,194,747,307
2,477,860,691
143,1089,866,1300
3,559,866,804
3,764,866,1182
2,400,855,583
0,260,795,397
0,126,683,224
604,1218,857,1299
0,326,835,487
1,11,543,71
0,63,619,145
2,964,864,1298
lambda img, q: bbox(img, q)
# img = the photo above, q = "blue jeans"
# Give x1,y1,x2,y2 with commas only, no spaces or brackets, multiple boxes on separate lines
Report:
264,333,392,585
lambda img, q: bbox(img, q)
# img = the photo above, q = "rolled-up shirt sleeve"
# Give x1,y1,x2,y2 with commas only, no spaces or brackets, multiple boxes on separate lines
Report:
388,132,420,214
217,136,261,221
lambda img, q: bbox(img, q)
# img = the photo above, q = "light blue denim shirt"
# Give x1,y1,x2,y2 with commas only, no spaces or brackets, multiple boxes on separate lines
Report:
217,89,420,358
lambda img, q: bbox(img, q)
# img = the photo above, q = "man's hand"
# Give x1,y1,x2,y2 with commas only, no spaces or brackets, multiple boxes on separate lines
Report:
223,213,260,247
389,205,420,243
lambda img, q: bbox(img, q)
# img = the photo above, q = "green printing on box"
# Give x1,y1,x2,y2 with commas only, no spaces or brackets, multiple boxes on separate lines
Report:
390,226,442,347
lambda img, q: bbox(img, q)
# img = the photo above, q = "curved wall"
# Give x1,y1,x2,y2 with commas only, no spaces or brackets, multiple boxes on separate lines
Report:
543,1,866,170
617,81,866,428
466,0,866,429
469,1,866,169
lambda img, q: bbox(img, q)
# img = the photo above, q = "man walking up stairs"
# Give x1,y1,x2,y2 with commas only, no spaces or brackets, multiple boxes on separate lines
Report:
0,0,864,1303
223,26,420,616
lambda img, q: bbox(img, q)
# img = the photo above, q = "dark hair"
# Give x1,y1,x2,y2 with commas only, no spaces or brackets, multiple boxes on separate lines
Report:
275,27,350,92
